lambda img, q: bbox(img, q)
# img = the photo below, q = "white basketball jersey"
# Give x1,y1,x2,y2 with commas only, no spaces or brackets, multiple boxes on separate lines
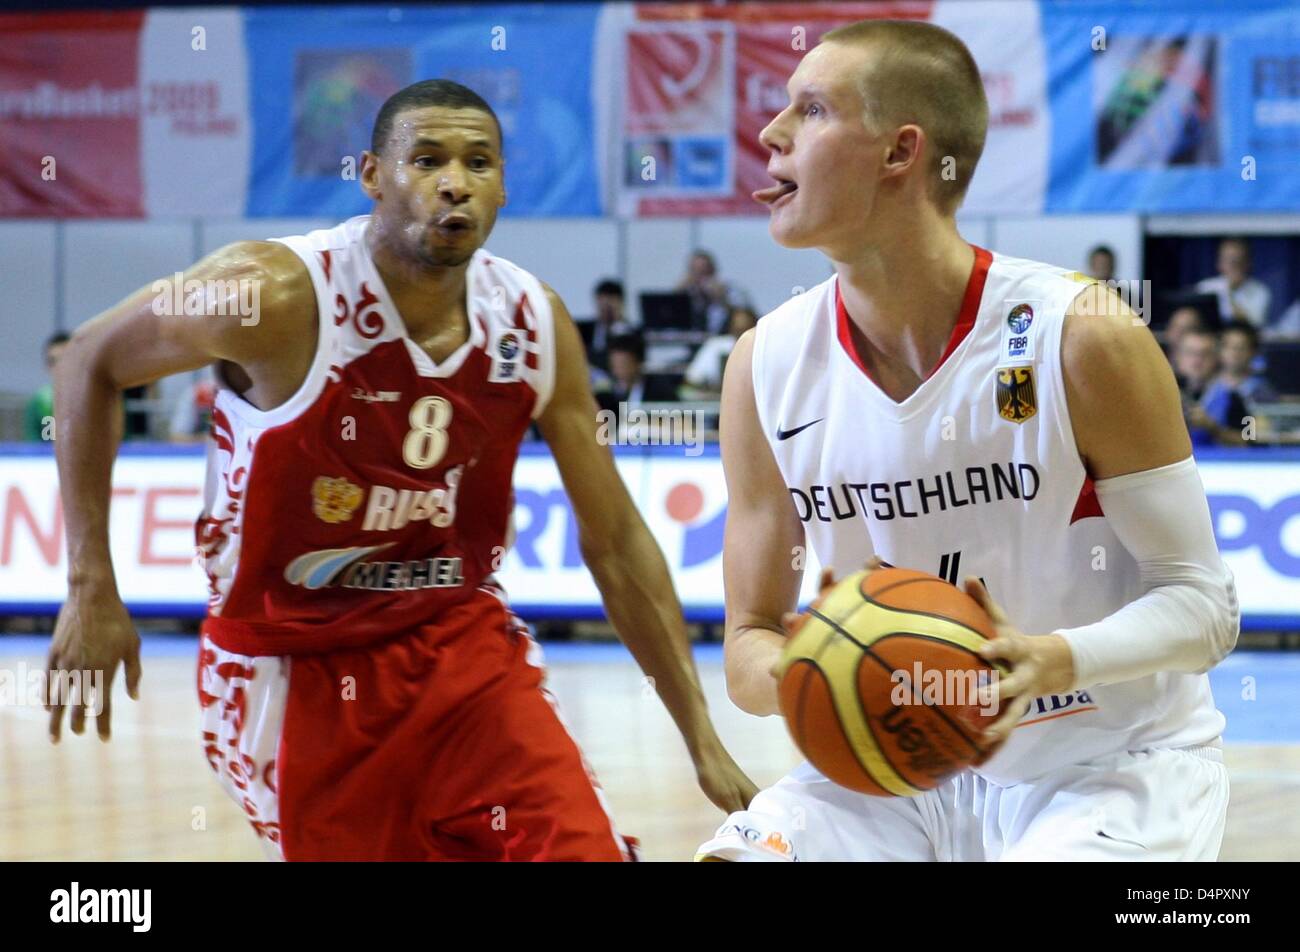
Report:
751,247,1224,785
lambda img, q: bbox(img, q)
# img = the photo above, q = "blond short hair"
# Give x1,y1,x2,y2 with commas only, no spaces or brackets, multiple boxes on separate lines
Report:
821,19,988,212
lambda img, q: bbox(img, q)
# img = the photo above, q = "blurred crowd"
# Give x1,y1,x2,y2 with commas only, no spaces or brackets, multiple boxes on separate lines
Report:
1146,237,1300,447
18,238,1300,447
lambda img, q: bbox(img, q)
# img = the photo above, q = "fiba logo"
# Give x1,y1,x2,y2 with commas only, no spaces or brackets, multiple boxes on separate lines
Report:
1007,303,1034,334
489,330,522,383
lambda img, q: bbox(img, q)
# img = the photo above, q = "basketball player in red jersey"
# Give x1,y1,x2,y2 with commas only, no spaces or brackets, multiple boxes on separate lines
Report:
699,21,1236,861
46,80,755,861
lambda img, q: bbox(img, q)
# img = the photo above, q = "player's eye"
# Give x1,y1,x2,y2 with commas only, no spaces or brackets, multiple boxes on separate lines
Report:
413,155,440,169
469,156,490,171
805,102,823,118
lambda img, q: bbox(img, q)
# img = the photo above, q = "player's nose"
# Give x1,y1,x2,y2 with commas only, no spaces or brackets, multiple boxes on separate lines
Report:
436,164,472,203
759,110,793,155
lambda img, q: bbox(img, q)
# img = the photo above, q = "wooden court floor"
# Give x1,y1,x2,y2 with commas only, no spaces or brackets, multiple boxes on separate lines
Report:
2,639,1297,861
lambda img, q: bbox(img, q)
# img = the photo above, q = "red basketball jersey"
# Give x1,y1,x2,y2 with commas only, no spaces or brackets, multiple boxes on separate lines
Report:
196,216,555,655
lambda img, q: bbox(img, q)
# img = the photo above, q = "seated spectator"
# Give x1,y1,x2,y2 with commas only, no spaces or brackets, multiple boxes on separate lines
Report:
676,250,753,335
1173,328,1247,447
1210,320,1277,407
24,332,69,442
578,278,633,371
1086,244,1116,282
683,305,759,394
1162,305,1206,368
1194,237,1271,329
595,334,678,415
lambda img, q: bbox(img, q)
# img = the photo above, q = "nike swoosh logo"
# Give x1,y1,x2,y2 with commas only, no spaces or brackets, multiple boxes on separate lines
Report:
775,418,823,440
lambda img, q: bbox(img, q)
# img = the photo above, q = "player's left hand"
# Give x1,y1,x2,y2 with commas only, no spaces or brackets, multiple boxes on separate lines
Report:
964,578,1076,747
691,736,760,813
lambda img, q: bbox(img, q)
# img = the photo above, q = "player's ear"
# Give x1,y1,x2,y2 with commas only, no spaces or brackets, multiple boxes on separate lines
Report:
882,124,922,182
360,150,382,201
498,157,507,209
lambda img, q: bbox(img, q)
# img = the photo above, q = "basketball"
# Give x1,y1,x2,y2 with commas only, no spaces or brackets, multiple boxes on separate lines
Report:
777,568,1008,797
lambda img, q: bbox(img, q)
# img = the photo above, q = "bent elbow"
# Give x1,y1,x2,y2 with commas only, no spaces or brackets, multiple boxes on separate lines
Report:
723,645,776,717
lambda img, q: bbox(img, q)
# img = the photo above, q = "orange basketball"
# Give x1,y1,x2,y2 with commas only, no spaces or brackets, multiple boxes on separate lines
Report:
777,567,1008,797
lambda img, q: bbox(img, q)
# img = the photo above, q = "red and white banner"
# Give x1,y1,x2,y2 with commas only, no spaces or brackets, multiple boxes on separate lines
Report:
0,9,249,218
612,0,1049,216
0,12,145,217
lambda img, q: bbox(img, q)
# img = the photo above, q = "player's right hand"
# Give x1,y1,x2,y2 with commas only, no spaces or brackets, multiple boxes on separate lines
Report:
45,586,142,743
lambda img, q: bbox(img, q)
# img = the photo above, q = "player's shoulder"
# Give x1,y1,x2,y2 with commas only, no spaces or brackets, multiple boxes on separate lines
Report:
178,239,314,338
201,238,307,285
986,250,1132,348
987,250,1098,299
744,274,835,386
469,247,557,313
1033,269,1163,389
757,273,837,336
473,247,541,290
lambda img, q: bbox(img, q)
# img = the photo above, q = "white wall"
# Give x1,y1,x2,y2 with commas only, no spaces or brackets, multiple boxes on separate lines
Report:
61,222,198,330
200,218,334,254
0,222,59,396
989,214,1143,281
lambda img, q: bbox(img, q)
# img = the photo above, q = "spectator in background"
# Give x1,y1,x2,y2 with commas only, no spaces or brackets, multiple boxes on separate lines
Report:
676,250,752,335
1195,237,1271,328
24,332,69,442
595,333,677,415
1210,320,1277,407
580,278,633,371
683,305,759,394
1173,328,1247,447
1162,305,1206,367
1267,295,1300,340
1087,244,1116,282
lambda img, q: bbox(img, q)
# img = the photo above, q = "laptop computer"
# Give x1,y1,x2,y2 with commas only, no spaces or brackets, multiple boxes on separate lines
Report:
639,292,695,331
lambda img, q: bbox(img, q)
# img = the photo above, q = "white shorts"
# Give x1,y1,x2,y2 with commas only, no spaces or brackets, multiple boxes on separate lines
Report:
696,744,1228,862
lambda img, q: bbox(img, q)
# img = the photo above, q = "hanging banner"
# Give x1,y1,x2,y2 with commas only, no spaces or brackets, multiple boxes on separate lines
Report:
243,3,602,218
138,9,250,217
0,12,146,217
612,1,1050,217
4,2,1300,218
0,9,249,218
1042,0,1300,212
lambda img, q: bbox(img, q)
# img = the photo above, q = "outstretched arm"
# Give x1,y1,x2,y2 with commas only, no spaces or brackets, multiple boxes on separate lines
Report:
535,285,757,813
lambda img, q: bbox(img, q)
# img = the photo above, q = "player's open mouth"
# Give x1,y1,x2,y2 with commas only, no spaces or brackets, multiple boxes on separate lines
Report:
432,214,473,237
753,178,797,207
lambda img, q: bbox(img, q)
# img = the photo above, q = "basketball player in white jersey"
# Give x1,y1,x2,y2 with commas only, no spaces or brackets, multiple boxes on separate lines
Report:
45,79,755,860
697,21,1238,861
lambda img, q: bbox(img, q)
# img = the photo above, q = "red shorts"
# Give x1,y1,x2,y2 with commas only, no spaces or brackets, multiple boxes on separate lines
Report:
198,591,631,861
